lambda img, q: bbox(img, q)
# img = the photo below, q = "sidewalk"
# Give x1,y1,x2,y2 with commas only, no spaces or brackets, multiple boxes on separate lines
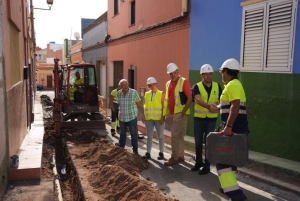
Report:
137,121,300,196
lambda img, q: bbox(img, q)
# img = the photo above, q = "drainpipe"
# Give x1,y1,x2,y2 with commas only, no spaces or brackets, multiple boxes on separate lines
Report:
30,0,36,122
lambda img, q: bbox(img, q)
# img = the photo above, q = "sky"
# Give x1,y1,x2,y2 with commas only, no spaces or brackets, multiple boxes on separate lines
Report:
33,0,108,49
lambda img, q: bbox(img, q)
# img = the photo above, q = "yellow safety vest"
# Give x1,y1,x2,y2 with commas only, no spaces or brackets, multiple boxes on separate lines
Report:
74,78,84,85
194,82,219,118
163,77,190,116
144,90,163,120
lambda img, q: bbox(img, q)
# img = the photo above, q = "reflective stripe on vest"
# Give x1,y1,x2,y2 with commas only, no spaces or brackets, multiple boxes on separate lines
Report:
194,82,219,118
220,102,246,115
144,90,163,120
217,167,240,193
163,77,190,116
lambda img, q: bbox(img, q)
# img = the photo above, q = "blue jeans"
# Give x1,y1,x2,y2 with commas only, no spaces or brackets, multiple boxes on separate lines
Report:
194,118,217,168
119,118,138,151
145,120,165,153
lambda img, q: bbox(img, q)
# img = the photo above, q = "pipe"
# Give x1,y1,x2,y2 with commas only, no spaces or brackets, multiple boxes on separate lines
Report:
53,151,63,201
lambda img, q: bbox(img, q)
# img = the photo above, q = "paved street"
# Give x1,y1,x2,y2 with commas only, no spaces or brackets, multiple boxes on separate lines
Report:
107,126,300,201
41,90,300,201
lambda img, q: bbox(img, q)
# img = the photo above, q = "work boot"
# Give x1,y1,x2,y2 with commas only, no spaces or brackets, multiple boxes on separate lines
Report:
178,156,185,162
142,153,151,159
133,149,138,155
110,129,116,136
157,152,164,160
164,157,178,166
191,162,203,172
198,167,210,175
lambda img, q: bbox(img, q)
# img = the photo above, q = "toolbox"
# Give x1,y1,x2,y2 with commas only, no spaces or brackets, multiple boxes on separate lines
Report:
206,132,248,167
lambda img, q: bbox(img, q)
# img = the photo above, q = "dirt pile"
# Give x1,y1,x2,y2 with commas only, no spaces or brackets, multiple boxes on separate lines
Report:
43,122,177,201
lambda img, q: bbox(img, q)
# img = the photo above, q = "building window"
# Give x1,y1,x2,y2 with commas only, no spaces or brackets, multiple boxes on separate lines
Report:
114,0,119,16
240,0,297,73
130,1,135,25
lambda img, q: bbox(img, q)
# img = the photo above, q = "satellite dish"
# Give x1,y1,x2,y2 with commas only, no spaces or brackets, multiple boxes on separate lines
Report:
74,32,80,41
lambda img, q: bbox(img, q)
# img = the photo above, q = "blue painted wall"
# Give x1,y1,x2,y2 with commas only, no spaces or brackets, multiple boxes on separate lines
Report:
190,0,299,74
190,0,242,71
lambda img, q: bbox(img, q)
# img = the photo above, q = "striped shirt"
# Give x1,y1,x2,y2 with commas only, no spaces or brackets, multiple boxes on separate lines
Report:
117,88,141,122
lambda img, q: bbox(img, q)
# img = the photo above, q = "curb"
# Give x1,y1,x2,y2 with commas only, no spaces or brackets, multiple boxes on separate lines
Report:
139,131,300,196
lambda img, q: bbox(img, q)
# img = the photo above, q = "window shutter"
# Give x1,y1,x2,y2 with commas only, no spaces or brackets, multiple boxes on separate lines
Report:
264,0,295,72
241,4,266,71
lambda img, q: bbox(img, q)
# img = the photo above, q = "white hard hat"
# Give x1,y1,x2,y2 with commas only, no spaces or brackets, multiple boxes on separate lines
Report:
220,58,240,71
167,63,178,74
147,77,157,85
200,64,214,74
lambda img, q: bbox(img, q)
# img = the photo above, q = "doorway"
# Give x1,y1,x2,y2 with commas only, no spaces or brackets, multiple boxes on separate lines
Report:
128,65,136,89
47,75,53,88
113,61,123,88
99,61,106,97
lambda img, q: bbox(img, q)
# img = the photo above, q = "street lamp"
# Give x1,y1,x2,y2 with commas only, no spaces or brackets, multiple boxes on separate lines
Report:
34,0,54,10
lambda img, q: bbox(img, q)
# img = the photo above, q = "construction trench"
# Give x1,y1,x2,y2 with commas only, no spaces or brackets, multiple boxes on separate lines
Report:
41,95,178,201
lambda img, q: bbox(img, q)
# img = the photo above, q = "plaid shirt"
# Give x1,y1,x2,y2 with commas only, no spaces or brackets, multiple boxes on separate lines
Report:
117,88,141,122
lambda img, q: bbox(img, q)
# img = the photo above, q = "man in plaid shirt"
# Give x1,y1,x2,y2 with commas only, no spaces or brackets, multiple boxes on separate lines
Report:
115,79,141,155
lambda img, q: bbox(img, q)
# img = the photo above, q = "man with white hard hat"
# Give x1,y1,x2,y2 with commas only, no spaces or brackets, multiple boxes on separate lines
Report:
163,63,192,166
191,64,222,175
216,58,248,201
141,77,165,160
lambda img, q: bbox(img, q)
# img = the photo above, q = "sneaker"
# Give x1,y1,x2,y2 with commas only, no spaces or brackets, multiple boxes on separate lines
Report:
178,156,185,162
138,135,144,139
198,167,210,175
191,163,203,172
164,157,178,166
157,152,164,160
142,153,151,159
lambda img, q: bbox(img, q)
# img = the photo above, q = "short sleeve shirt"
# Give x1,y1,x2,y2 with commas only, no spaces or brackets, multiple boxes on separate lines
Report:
117,88,141,122
168,77,192,114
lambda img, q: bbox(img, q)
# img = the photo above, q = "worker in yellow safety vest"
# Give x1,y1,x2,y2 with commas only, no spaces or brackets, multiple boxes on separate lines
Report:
215,58,249,201
163,63,193,166
110,84,121,136
141,77,165,160
70,72,84,101
191,64,222,175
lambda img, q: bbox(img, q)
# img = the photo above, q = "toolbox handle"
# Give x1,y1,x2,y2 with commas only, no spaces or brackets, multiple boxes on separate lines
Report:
219,132,234,136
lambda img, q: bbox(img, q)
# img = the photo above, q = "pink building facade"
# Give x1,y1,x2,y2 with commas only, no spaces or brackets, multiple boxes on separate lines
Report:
107,0,190,93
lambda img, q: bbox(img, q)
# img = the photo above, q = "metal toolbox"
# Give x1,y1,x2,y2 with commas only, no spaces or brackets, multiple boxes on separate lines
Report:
206,132,248,167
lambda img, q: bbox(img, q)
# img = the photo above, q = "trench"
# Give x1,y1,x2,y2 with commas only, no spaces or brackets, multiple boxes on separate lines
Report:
55,138,85,201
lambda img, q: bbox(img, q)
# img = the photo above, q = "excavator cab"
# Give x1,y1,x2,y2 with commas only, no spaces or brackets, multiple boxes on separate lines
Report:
53,60,105,135
58,63,104,122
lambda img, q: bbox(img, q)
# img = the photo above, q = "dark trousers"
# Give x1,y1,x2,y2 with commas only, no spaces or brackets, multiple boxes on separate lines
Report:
194,118,216,168
119,118,138,152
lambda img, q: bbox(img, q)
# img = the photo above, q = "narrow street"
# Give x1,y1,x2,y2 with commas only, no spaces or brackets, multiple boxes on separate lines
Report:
46,89,300,201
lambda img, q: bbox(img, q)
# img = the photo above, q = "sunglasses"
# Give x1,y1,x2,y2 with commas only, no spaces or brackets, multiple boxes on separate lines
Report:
147,84,153,88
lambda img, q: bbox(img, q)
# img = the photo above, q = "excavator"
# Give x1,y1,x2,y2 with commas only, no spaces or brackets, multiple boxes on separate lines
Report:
52,58,106,135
